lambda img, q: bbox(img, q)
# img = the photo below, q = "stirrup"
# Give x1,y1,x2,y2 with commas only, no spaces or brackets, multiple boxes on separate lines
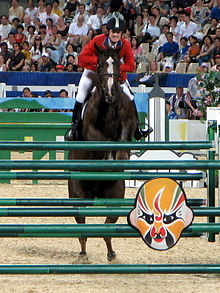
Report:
134,126,153,141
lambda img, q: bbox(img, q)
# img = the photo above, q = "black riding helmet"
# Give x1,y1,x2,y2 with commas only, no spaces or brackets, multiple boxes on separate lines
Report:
107,16,126,32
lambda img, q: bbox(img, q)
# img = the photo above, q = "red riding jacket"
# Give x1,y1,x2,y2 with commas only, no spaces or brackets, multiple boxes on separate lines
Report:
78,34,135,81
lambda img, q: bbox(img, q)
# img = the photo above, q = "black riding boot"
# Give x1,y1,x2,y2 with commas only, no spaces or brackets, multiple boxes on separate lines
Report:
132,100,153,141
64,101,83,141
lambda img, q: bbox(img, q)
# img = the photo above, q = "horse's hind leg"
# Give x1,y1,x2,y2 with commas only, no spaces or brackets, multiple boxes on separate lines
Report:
103,215,118,261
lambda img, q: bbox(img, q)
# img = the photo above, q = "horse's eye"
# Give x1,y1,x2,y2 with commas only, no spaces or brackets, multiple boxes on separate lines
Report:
163,212,177,224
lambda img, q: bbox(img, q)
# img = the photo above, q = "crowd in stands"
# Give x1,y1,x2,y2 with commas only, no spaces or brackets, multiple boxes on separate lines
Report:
0,0,219,74
0,0,220,118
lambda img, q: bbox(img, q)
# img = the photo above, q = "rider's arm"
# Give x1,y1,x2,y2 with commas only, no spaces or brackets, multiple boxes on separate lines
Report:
78,37,98,69
120,40,136,73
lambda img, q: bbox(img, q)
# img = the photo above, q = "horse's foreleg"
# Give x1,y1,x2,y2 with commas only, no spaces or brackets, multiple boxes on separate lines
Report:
103,216,118,261
75,216,87,257
116,120,134,160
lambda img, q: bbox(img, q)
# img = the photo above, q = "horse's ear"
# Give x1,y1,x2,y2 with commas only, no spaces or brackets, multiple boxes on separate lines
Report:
114,47,121,55
94,44,105,55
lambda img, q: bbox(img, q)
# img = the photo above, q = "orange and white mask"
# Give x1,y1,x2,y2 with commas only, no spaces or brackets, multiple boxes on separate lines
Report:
128,178,194,251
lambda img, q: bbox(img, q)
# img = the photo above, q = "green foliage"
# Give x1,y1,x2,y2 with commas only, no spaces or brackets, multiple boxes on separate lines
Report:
197,71,220,117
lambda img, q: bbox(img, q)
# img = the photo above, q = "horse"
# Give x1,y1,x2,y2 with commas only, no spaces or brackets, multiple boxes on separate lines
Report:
68,48,137,261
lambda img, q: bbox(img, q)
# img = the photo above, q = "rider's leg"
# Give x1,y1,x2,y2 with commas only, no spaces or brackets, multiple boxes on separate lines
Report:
65,69,95,140
120,82,153,141
72,69,95,122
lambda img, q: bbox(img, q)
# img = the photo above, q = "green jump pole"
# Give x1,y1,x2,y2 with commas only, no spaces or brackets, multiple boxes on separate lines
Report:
207,123,216,242
0,198,206,207
0,172,204,180
0,141,214,151
0,223,219,235
0,160,218,170
0,207,217,217
0,264,219,274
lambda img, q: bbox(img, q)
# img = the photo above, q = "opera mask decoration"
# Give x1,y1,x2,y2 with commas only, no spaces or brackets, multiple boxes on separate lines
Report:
128,178,194,251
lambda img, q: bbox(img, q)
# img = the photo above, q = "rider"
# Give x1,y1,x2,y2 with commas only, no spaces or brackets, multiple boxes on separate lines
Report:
67,14,152,141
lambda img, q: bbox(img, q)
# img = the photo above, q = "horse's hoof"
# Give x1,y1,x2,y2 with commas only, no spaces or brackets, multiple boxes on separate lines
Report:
107,251,116,261
79,251,87,258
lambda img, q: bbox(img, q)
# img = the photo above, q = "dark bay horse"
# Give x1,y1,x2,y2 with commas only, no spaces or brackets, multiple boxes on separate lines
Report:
68,48,137,261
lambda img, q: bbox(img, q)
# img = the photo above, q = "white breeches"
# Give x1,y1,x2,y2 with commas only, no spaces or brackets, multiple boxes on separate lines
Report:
76,69,134,103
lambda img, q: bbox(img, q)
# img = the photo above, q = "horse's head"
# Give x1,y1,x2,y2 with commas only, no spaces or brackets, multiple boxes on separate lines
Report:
96,47,121,104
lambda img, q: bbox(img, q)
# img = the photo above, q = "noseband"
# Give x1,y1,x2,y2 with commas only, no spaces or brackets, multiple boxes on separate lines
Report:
98,72,120,104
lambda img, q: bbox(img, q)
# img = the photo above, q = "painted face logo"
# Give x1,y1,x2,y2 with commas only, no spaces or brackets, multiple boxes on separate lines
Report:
128,178,194,251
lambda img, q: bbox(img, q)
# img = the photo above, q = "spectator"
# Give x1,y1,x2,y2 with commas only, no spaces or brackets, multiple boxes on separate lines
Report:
6,32,16,50
10,17,20,34
21,64,31,71
211,53,220,69
36,0,45,17
45,25,64,64
169,16,180,43
21,40,31,64
151,6,170,30
68,15,89,48
134,14,145,42
0,42,12,63
38,24,47,45
62,43,78,64
23,15,33,34
0,15,12,41
210,0,220,20
186,70,206,119
52,0,64,17
25,0,38,21
59,89,69,97
87,6,107,35
30,35,45,64
15,24,26,44
178,36,190,61
166,101,178,119
168,86,189,119
131,36,143,61
65,61,77,71
6,42,25,71
25,25,36,47
141,13,160,43
30,62,38,71
43,90,54,97
157,24,171,52
56,17,69,39
33,17,41,32
73,4,90,24
210,36,220,65
141,6,149,25
8,0,24,23
63,8,74,25
46,18,54,36
172,0,196,9
159,32,179,61
39,2,59,25
207,18,219,38
196,35,214,64
190,0,210,25
184,35,200,64
38,52,55,71
179,11,199,39
0,54,7,72
56,63,65,71
64,0,80,15
22,87,33,97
